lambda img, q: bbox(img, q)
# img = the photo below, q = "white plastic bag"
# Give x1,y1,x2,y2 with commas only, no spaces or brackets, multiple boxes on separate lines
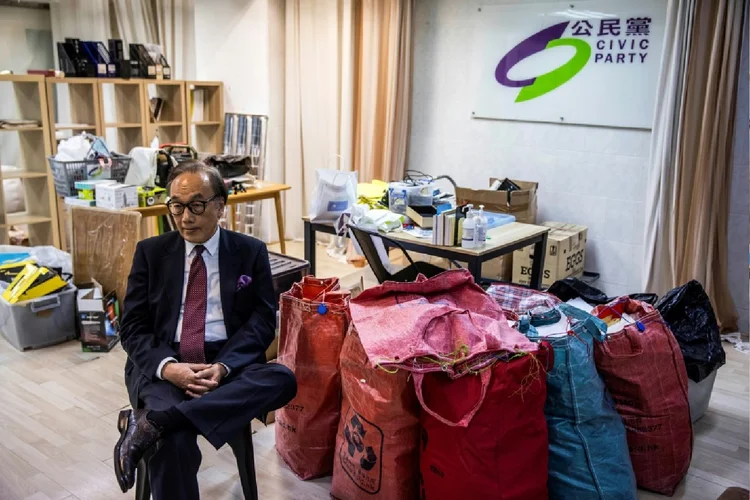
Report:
55,135,91,162
0,245,72,276
359,209,405,233
124,147,159,186
310,168,357,222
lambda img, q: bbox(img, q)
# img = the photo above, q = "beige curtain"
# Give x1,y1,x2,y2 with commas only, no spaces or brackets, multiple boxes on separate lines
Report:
282,0,413,240
283,0,356,240
352,0,413,183
644,0,745,330
154,0,196,80
109,0,159,47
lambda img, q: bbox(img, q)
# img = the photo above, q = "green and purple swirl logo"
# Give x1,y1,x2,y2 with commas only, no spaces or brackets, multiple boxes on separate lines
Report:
496,22,591,102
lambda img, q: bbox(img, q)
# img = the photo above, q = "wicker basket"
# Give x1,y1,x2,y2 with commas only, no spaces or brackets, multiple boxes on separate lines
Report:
47,154,132,197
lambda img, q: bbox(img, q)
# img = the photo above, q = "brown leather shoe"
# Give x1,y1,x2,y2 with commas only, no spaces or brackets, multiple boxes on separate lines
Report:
113,409,162,492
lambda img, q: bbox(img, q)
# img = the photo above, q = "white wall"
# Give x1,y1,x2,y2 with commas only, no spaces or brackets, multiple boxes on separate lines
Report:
194,0,284,243
0,5,53,167
410,0,652,297
0,5,52,72
195,0,270,115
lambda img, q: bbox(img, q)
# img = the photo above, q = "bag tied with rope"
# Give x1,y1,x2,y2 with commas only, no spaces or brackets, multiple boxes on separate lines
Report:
275,277,351,480
518,302,638,500
418,344,552,500
591,298,692,496
348,269,538,376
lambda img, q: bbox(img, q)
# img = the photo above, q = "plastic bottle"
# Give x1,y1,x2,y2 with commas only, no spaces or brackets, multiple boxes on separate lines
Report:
461,204,476,249
475,205,488,248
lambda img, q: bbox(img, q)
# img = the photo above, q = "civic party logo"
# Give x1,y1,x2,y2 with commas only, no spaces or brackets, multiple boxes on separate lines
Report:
496,16,653,102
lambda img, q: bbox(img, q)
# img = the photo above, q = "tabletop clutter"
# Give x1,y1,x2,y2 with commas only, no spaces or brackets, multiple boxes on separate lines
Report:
48,133,259,210
310,168,588,288
274,269,725,499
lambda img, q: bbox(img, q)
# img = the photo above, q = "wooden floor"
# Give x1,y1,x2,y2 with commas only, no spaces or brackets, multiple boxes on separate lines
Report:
0,241,746,500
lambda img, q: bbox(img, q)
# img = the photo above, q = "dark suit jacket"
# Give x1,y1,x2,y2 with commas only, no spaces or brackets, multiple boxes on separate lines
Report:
121,228,276,408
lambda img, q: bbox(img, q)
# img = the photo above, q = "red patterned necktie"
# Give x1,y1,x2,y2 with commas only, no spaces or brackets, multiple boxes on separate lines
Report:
180,245,207,363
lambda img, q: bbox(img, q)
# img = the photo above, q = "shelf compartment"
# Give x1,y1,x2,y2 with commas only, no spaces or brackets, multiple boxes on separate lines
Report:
104,122,143,128
6,214,53,225
1,171,49,180
0,126,44,132
55,124,97,131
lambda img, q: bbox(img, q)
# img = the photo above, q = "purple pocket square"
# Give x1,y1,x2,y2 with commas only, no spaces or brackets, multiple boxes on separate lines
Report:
237,275,252,291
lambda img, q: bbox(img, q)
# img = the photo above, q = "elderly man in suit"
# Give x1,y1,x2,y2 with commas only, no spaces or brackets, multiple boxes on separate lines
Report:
113,160,296,498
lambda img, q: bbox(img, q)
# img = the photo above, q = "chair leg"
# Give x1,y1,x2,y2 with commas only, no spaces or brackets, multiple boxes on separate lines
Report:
229,425,258,500
135,458,151,500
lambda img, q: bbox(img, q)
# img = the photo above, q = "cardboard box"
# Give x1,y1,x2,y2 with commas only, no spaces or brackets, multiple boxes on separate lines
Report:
137,186,167,207
77,280,120,352
455,178,538,224
512,222,587,289
75,179,117,200
95,183,138,210
64,196,96,208
458,178,538,281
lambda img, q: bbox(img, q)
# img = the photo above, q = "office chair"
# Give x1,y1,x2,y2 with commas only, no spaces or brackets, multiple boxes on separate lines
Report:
118,416,258,500
348,225,448,283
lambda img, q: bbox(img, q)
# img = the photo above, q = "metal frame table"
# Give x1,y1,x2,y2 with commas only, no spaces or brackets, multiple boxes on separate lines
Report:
303,218,549,290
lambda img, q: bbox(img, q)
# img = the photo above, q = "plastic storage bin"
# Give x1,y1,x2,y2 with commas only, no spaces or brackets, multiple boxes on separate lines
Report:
269,252,310,304
688,369,718,423
0,283,77,351
47,153,132,197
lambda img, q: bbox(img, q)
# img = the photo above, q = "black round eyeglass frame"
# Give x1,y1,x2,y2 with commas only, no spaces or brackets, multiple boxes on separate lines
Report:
166,195,220,216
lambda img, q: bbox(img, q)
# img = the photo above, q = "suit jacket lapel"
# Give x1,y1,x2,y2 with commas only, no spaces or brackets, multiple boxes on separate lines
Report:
219,229,240,334
161,233,185,344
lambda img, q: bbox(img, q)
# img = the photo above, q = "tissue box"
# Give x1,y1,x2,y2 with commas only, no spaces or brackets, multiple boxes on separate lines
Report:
95,183,138,210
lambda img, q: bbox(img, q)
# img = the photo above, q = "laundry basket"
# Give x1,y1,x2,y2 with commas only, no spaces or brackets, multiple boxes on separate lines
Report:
48,154,132,197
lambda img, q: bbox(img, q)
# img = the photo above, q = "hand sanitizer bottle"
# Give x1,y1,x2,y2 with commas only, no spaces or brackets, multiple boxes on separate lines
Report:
475,205,488,248
461,204,476,249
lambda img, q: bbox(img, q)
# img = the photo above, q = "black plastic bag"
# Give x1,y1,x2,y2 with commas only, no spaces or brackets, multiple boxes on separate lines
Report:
656,280,725,383
547,277,610,304
628,293,659,305
203,154,252,178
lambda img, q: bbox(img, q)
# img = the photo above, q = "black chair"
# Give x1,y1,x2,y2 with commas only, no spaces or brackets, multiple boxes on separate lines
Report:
348,225,448,283
118,415,258,500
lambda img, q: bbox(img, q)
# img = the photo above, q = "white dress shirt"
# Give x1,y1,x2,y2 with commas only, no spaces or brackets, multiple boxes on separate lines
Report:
157,227,229,379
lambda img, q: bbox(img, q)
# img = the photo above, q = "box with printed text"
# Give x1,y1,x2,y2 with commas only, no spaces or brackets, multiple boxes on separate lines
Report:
512,222,587,289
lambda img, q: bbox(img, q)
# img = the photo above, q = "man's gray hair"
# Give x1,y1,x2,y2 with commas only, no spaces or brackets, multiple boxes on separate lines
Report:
166,160,228,202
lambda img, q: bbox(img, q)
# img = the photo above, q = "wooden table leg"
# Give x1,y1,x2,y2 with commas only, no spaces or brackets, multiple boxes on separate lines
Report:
57,197,68,251
227,203,237,231
273,193,286,254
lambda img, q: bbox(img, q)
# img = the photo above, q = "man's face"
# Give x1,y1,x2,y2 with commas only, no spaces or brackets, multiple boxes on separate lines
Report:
168,172,225,243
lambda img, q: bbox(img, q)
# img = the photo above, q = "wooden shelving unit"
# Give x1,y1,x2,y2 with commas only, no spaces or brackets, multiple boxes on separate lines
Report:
45,77,102,154
186,81,224,154
98,79,148,154
144,80,187,146
0,74,60,247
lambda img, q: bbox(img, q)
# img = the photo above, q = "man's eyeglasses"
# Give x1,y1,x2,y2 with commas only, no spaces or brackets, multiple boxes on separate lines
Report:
166,196,219,216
